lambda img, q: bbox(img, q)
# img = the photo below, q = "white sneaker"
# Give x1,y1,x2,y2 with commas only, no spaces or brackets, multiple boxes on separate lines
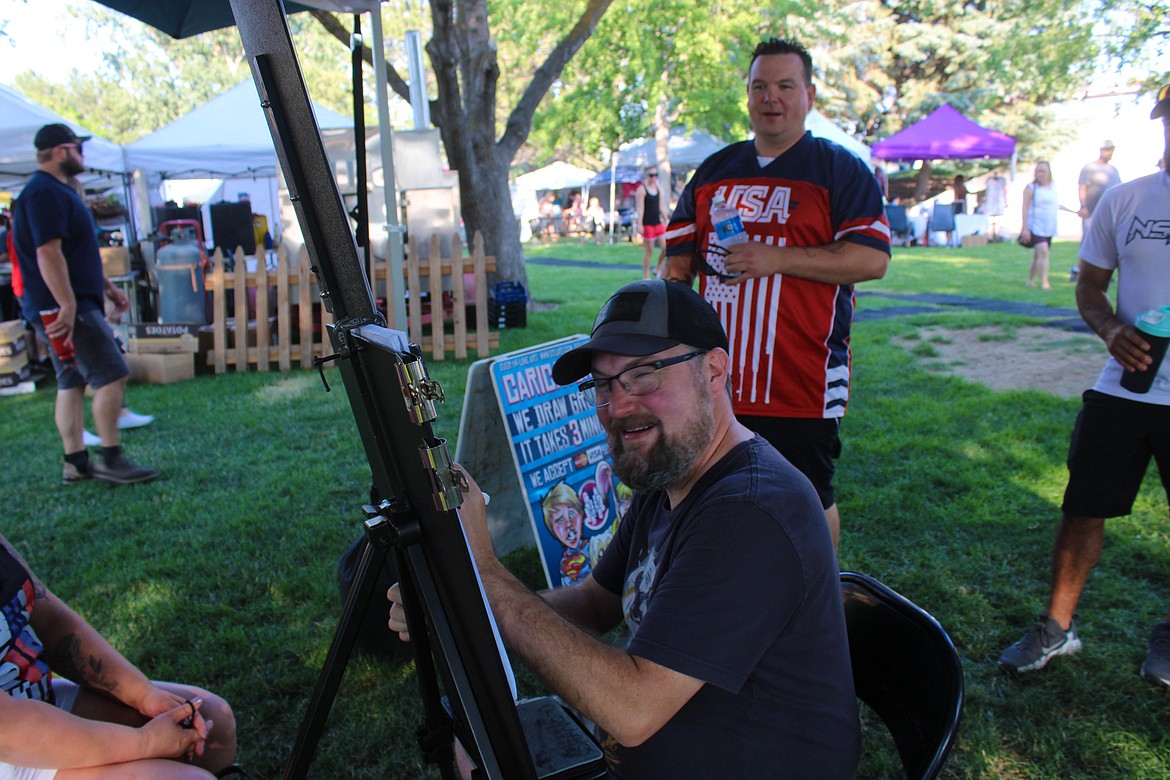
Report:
82,430,101,447
118,409,155,429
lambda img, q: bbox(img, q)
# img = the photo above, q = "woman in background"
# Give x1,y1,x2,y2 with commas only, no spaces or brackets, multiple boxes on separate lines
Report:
1020,161,1060,290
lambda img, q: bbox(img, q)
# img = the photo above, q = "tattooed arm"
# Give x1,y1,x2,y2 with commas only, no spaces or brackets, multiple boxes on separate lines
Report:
30,582,157,708
0,534,213,769
6,534,197,722
0,531,154,708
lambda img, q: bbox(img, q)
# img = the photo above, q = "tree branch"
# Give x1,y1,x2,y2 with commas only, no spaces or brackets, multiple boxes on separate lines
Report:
498,0,615,159
309,10,412,104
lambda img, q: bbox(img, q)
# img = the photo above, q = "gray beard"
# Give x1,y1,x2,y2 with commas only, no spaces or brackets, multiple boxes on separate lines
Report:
607,378,714,493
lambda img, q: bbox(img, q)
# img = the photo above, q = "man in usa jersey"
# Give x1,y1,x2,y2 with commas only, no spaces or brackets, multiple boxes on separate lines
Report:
662,37,891,548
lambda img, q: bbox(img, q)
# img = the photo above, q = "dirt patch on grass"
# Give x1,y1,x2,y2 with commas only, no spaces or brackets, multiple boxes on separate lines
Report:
892,325,1106,399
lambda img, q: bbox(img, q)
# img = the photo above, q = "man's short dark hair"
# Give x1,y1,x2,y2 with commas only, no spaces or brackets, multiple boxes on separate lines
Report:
750,38,814,87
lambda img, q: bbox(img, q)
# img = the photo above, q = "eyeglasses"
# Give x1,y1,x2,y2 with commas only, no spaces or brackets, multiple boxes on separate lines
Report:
578,351,707,407
57,143,84,155
646,172,658,178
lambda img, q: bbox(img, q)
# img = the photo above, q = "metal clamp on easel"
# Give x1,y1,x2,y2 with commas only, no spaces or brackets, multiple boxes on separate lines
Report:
312,314,382,391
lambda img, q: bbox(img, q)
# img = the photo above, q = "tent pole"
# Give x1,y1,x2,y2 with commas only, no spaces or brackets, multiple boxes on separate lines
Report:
370,7,407,329
608,153,616,245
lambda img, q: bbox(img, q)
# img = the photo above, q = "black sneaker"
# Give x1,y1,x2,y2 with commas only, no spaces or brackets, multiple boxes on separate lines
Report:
1140,622,1170,687
998,615,1082,673
62,461,93,484
93,453,159,485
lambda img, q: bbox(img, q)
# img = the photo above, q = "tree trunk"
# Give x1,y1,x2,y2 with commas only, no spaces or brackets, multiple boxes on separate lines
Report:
314,0,615,290
914,160,932,203
653,92,674,210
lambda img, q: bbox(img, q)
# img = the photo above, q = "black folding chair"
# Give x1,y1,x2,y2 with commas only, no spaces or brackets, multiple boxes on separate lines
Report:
930,202,957,246
841,572,964,780
885,204,912,246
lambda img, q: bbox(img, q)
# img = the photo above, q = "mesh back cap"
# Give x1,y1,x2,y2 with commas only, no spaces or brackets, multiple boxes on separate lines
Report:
551,280,728,385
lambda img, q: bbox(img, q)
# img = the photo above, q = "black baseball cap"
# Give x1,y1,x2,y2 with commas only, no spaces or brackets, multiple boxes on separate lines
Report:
1152,84,1170,120
34,123,90,152
552,280,728,385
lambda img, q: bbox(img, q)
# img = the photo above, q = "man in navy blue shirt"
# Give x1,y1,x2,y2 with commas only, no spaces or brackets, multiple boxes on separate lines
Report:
12,124,156,484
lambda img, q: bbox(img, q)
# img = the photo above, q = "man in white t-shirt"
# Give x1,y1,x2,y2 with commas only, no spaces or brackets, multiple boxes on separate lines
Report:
999,84,1170,685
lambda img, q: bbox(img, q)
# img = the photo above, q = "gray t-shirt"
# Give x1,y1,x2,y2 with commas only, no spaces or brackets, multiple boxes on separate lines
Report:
1079,170,1170,403
1078,160,1122,216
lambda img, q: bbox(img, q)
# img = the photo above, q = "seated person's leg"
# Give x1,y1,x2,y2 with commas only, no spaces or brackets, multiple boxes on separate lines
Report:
55,759,216,779
68,681,237,775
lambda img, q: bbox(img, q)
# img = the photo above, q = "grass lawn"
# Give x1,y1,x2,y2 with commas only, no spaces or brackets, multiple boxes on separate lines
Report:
4,238,1168,778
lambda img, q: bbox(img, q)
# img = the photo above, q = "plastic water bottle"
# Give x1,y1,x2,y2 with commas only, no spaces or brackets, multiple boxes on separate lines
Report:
710,194,748,247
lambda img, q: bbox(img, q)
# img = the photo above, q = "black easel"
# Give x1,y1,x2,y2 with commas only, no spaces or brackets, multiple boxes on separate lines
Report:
228,3,535,778
228,3,603,780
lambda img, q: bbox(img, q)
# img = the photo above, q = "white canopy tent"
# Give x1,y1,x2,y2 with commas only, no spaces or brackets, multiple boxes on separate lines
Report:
513,161,598,191
511,161,599,242
615,129,727,170
0,83,128,191
123,80,357,250
123,81,353,179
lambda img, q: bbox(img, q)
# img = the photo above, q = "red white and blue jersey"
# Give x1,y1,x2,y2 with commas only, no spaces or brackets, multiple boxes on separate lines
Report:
666,133,890,419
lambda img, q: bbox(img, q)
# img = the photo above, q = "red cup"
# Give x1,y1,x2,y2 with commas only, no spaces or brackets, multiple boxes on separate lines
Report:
38,308,76,365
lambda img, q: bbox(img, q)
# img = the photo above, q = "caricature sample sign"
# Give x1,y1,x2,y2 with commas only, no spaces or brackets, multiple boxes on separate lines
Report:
489,337,631,589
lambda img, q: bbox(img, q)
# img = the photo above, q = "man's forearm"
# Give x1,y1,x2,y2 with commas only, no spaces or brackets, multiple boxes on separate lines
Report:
1077,284,1120,341
479,560,696,746
482,563,637,725
772,241,889,285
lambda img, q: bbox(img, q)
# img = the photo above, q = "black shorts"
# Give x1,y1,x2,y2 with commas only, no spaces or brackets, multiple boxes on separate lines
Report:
1062,390,1170,518
31,306,129,392
738,415,841,509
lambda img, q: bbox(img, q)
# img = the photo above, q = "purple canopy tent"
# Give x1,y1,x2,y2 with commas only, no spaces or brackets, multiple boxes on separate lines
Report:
872,105,1016,161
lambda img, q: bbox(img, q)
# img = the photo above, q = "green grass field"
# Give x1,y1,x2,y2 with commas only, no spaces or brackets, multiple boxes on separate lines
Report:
4,238,1169,778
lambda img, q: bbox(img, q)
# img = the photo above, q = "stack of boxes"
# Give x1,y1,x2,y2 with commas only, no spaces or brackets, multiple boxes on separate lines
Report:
0,320,33,393
488,281,529,329
126,323,198,384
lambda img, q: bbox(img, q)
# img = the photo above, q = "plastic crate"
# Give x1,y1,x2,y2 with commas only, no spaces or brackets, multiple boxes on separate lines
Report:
489,281,528,329
489,299,527,329
492,281,529,304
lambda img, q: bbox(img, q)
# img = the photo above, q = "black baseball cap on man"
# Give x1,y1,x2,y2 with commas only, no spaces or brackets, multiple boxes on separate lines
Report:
1152,84,1170,120
552,279,729,385
34,123,90,152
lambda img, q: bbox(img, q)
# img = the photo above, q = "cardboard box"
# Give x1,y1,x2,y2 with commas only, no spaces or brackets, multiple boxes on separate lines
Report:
129,323,200,354
100,246,131,277
127,352,194,384
0,319,26,346
0,333,26,358
0,345,28,374
0,364,32,388
961,235,988,248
